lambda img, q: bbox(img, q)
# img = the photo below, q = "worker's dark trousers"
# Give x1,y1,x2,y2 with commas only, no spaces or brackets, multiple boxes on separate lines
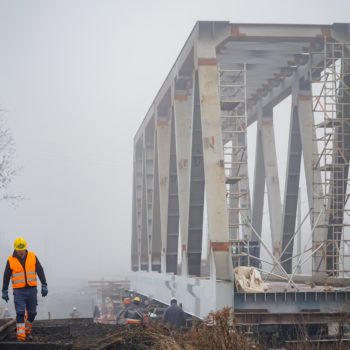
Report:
13,287,37,323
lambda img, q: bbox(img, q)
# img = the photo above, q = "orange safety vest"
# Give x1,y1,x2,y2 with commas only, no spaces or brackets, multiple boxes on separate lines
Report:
125,314,149,325
125,318,142,325
8,252,37,288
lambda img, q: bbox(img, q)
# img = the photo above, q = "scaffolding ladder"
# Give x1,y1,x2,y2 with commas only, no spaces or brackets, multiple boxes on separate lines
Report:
218,64,253,267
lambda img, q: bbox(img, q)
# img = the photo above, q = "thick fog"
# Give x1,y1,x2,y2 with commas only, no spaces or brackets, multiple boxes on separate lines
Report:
0,0,349,318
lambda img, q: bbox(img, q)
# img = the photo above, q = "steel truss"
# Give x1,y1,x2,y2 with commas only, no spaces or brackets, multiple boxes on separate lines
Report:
131,22,350,318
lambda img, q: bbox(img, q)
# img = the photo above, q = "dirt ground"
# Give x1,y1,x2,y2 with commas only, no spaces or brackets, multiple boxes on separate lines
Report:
0,318,190,349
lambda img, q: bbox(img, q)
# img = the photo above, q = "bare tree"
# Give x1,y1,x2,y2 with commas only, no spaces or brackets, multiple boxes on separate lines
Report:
0,112,20,203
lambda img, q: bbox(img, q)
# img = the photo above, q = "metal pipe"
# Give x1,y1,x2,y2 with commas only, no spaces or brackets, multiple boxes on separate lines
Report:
247,221,297,289
287,206,325,285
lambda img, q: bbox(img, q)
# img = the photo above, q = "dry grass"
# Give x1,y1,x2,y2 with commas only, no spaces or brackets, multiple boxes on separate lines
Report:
89,308,264,349
79,309,350,349
189,308,263,350
84,325,185,350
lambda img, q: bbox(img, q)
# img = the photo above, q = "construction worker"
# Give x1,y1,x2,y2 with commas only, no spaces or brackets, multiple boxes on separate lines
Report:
93,305,100,319
163,297,186,328
1,237,48,342
70,307,81,318
117,296,145,325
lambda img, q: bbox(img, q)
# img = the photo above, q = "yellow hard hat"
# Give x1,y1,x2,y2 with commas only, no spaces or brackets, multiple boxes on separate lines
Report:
133,296,141,303
14,237,27,251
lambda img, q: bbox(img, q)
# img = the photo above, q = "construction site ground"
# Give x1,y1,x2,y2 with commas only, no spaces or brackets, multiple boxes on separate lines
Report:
1,312,349,350
0,318,128,349
0,317,196,350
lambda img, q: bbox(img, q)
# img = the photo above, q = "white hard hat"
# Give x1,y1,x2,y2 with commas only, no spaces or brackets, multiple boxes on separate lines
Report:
73,307,77,311
170,297,177,302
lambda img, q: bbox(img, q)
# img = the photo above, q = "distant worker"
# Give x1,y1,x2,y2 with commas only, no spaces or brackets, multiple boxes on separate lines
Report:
163,297,186,328
117,296,145,325
93,305,100,319
1,237,48,342
104,296,115,320
70,307,81,318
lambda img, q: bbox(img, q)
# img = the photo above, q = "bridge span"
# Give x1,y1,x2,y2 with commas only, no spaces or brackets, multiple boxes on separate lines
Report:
131,21,350,324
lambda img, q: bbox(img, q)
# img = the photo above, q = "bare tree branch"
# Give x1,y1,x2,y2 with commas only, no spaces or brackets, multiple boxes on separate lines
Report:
0,110,22,203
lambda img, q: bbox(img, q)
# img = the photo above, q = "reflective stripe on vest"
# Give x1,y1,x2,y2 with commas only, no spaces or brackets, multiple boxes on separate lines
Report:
13,279,26,285
8,252,38,288
13,272,24,277
125,319,142,325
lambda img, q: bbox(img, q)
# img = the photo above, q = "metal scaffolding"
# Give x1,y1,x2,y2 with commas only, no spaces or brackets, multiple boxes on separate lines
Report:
219,65,258,268
312,40,350,277
220,65,249,238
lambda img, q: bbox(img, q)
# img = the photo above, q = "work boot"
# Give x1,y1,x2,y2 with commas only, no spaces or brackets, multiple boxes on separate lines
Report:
25,321,32,334
16,323,26,342
25,321,33,341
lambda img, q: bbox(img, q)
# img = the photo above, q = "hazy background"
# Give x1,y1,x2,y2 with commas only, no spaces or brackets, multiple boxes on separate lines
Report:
0,0,349,318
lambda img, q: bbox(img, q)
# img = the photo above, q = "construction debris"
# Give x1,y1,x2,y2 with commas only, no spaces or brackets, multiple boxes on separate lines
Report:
234,266,268,293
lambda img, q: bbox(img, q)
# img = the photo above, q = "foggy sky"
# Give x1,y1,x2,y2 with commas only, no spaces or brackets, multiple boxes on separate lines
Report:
0,0,349,317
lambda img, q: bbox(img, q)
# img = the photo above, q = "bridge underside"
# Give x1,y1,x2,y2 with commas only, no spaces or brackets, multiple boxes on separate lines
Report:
131,272,350,323
131,21,350,319
130,272,232,319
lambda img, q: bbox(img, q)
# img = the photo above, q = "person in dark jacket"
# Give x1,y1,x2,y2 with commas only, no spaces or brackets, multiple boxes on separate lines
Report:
1,237,48,342
117,296,145,325
70,307,81,318
93,305,101,320
163,297,186,328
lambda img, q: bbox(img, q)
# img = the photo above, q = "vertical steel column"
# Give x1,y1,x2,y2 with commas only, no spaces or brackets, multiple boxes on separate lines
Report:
281,81,302,273
297,78,327,280
131,147,139,271
156,114,171,273
134,140,144,271
144,124,155,271
238,136,251,241
187,73,205,276
260,106,282,259
174,77,194,276
197,44,232,280
166,109,180,273
140,166,149,270
151,134,162,272
251,112,265,266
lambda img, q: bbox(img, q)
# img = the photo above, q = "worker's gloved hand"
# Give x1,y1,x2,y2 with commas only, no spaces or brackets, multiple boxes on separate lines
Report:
41,284,48,297
2,290,9,302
